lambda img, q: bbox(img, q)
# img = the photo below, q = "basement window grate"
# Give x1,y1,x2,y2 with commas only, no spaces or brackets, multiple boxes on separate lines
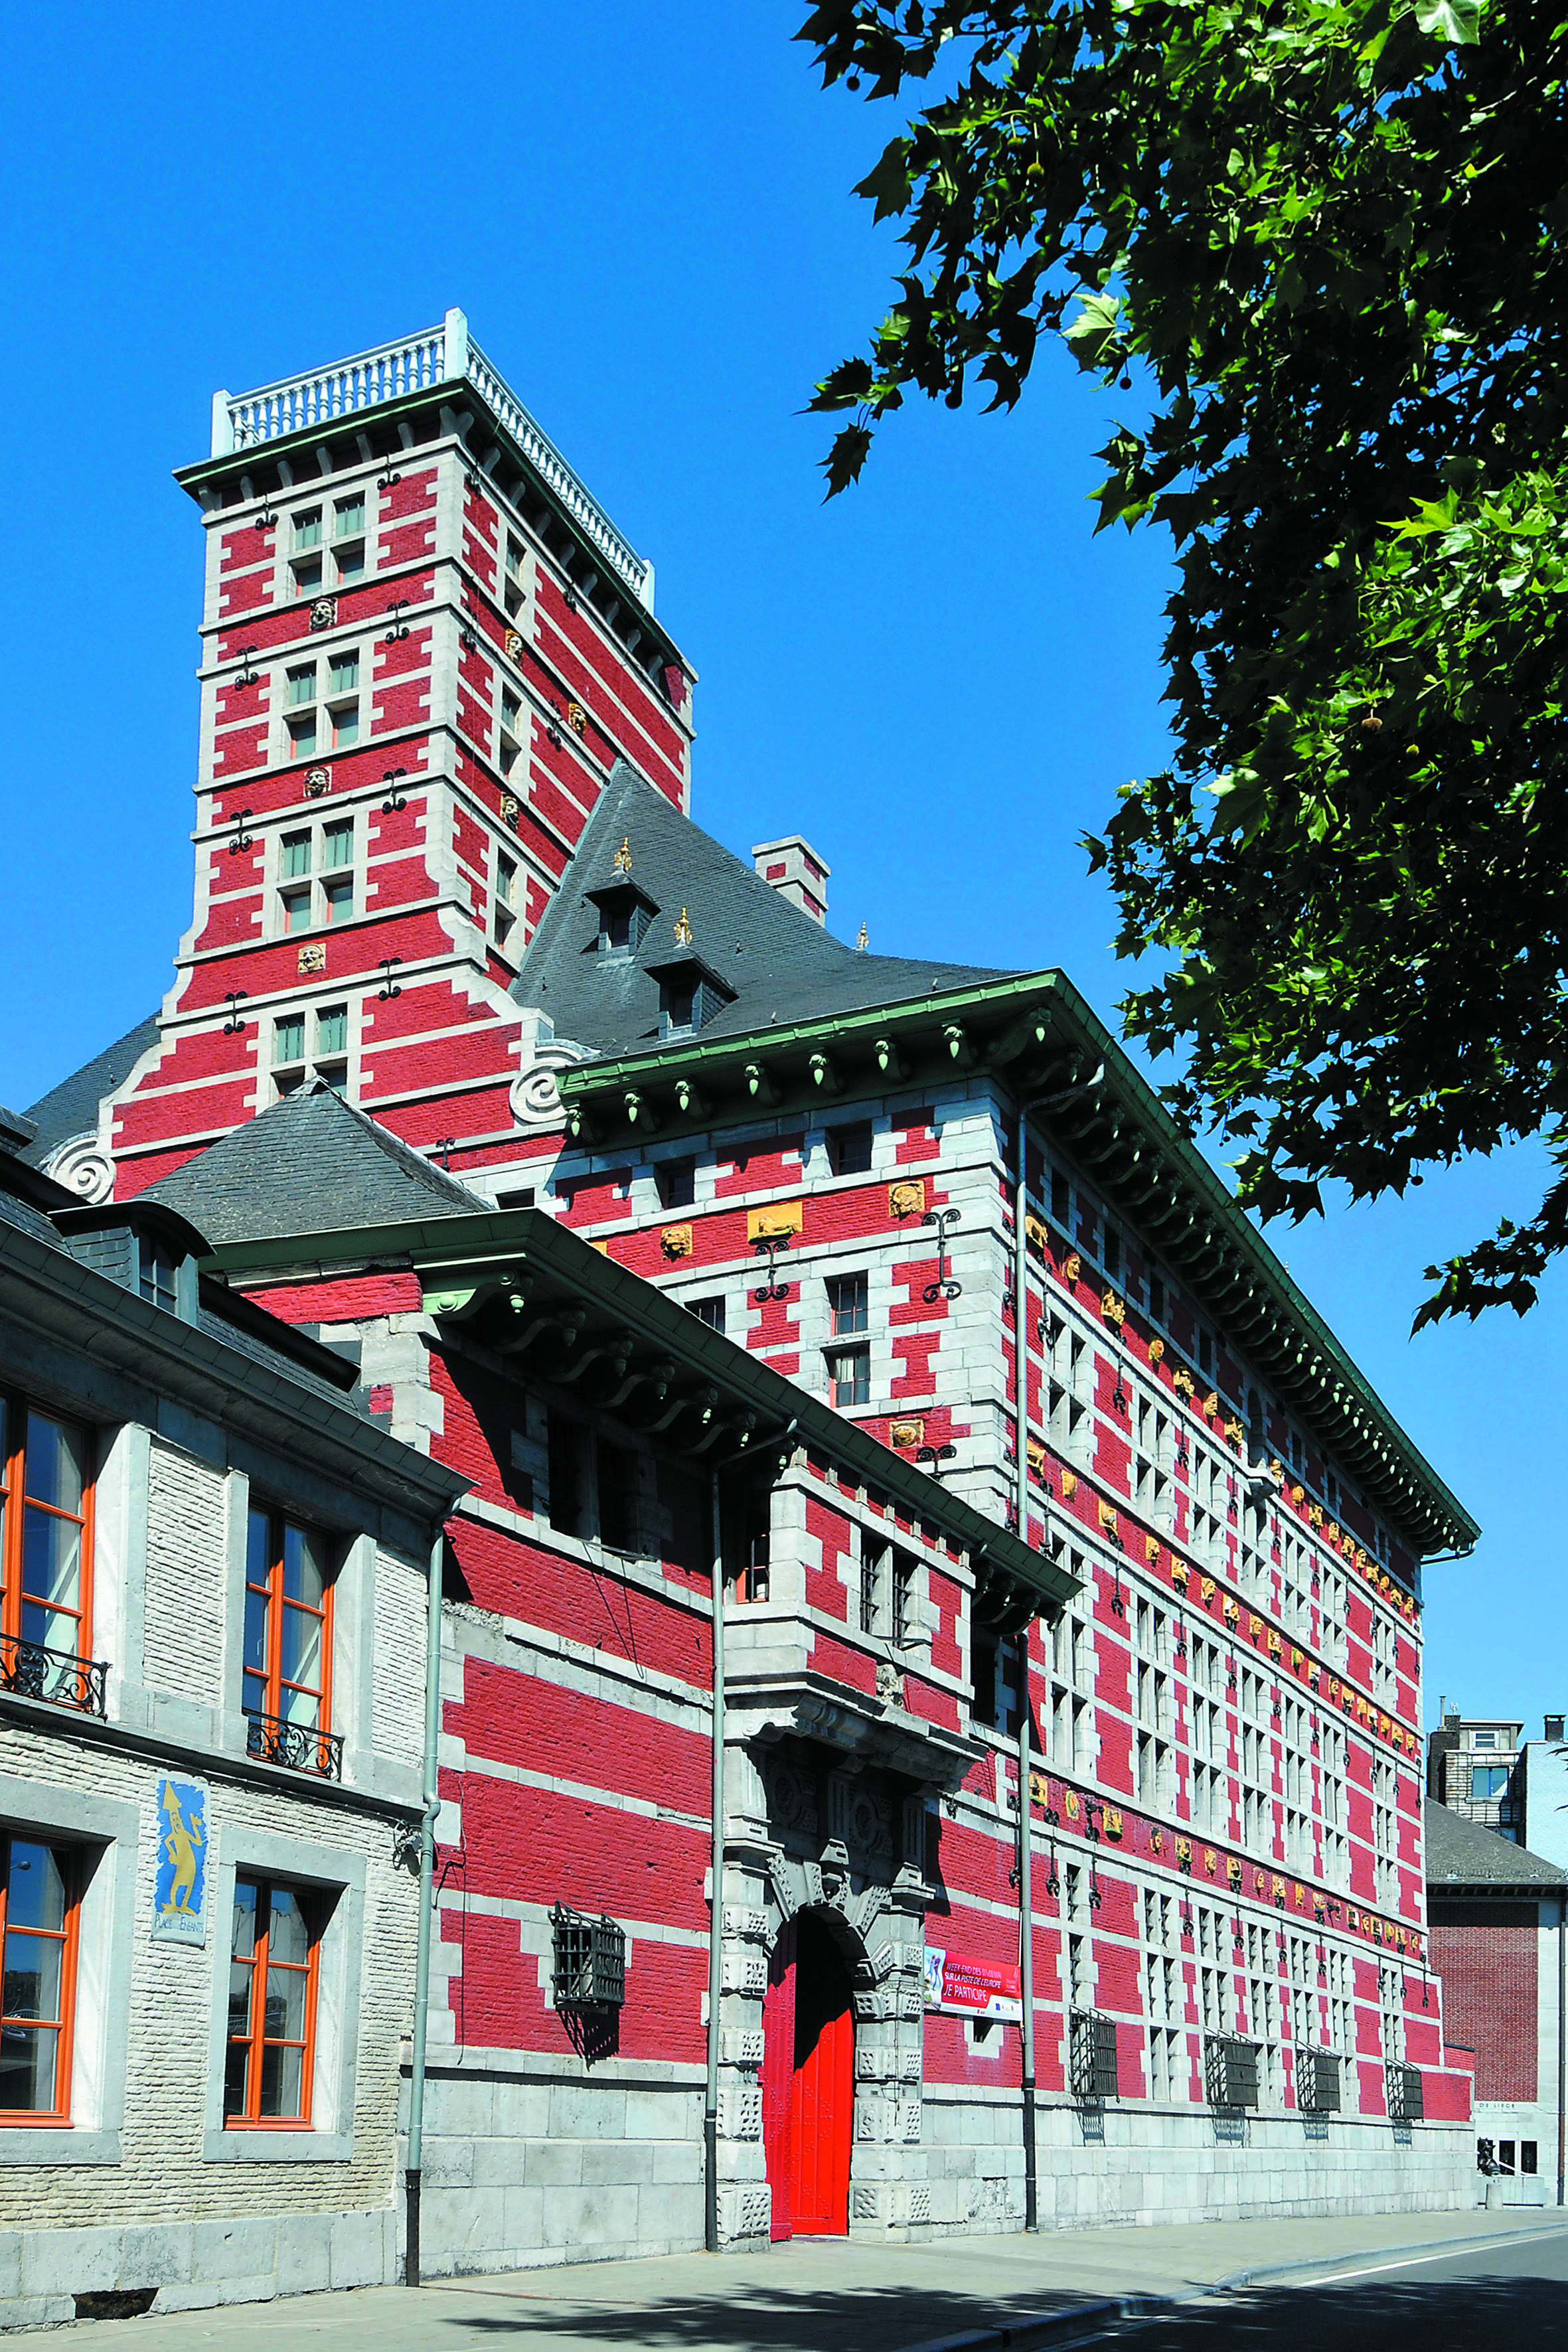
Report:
551,1902,626,2011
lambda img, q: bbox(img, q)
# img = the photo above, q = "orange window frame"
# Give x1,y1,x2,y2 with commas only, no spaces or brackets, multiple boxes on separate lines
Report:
225,1877,321,2130
0,1397,96,1665
0,1834,80,2126
243,1510,334,1736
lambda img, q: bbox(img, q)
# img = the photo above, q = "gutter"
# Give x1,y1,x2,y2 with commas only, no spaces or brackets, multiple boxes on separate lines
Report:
404,1530,446,2288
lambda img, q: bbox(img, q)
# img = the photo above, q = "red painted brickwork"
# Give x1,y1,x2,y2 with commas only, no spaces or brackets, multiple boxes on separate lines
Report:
1430,1903,1539,2102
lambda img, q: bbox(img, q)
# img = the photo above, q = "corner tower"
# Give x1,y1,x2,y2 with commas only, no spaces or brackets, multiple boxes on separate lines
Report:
99,311,694,1198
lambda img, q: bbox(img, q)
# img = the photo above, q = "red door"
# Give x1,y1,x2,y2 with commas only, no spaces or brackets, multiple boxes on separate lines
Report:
762,1911,853,2238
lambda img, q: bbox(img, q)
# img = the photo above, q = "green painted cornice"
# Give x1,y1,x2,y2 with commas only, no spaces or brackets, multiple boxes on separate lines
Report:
206,1205,1076,1618
558,969,1478,1559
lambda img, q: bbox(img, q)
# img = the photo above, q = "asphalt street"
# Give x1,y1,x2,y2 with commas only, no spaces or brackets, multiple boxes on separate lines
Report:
1101,2226,1568,2352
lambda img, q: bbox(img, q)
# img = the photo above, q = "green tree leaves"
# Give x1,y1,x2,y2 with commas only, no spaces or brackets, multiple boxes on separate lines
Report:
799,0,1568,1324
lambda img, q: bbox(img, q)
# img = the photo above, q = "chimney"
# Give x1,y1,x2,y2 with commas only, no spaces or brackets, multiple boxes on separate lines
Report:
1546,1714,1565,1743
752,836,828,925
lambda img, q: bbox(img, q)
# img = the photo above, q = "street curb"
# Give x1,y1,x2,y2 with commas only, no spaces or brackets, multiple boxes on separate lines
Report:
894,2217,1568,2352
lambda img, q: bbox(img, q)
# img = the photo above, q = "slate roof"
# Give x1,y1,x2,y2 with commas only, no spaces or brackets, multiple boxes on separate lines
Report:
142,1081,488,1245
511,759,1010,1061
21,1012,161,1167
1425,1798,1568,1890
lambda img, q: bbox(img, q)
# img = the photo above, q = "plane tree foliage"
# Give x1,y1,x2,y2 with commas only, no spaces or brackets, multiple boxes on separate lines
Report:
799,0,1568,1325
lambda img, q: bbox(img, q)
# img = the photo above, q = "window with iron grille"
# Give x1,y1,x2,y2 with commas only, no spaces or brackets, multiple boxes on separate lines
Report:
1206,2034,1260,2109
1069,2009,1119,2101
551,1903,626,2010
1387,2060,1423,2122
1297,2049,1342,2114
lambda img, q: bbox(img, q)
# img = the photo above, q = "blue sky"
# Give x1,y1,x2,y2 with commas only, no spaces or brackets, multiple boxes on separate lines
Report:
1,3,1555,1738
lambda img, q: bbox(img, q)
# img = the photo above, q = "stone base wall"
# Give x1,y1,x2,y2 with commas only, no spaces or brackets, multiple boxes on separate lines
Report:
0,2207,398,2333
413,2052,706,2278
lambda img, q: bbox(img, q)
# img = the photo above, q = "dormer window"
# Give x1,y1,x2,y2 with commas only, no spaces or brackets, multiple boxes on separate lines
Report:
646,952,735,1040
587,880,659,957
137,1235,179,1314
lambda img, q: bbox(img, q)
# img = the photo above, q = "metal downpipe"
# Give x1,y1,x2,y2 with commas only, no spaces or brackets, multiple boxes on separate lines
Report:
405,1529,445,2288
704,1470,726,2252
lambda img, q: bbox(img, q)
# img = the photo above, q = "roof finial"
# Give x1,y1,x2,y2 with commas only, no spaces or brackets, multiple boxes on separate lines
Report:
613,835,633,874
856,921,868,953
673,905,694,946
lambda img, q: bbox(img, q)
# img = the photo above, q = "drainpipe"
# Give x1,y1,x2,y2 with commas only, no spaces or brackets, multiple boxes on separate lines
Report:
1013,1114,1038,2233
1558,1891,1565,2208
1010,1073,1099,2235
704,1470,726,2253
405,1529,445,2288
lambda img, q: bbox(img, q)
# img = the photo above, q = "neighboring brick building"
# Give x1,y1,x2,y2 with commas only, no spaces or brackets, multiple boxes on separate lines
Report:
1426,1800,1566,2207
0,1107,463,2324
16,317,1484,2282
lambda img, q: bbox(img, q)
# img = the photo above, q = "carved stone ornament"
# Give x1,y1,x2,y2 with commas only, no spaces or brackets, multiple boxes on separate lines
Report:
297,942,327,975
41,1133,114,1206
303,767,332,799
499,791,520,826
505,628,524,660
308,597,337,632
888,1417,924,1450
567,700,587,736
875,1661,905,1709
888,1178,927,1219
661,1223,694,1260
509,1039,593,1133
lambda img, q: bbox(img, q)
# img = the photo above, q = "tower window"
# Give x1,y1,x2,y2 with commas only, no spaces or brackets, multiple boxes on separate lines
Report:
323,821,353,870
316,1005,348,1056
292,509,322,550
279,889,311,933
137,1233,180,1314
333,495,364,539
328,651,358,695
274,1015,305,1067
287,712,319,757
657,1158,696,1210
291,556,322,595
322,876,353,924
687,1296,725,1333
281,832,312,879
286,664,317,707
828,1344,871,1409
828,1273,868,1336
329,702,358,749
828,1124,874,1177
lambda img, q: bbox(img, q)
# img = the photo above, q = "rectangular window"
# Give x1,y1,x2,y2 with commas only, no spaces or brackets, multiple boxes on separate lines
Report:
496,852,517,906
328,650,358,696
291,557,322,595
328,702,358,749
828,1344,870,1409
859,1537,887,1636
657,1157,696,1210
828,1273,868,1336
333,543,364,584
285,663,317,707
316,1005,347,1056
1,1403,92,1678
333,495,364,540
687,1297,725,1333
828,1123,874,1177
322,876,353,925
281,831,312,879
1471,1764,1510,1800
0,1834,78,2122
242,1507,333,1762
320,821,353,871
137,1233,179,1313
501,687,522,735
287,712,319,757
274,1015,305,1067
506,534,523,579
547,1413,587,1538
892,1551,915,1647
225,1877,320,2127
293,509,322,550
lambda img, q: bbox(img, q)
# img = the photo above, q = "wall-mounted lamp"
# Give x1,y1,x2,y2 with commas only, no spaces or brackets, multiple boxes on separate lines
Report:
921,1205,962,1302
434,1136,457,1171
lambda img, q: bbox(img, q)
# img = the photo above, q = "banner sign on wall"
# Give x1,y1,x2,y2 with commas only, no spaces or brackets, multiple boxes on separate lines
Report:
151,1776,209,1945
924,1947,1022,2022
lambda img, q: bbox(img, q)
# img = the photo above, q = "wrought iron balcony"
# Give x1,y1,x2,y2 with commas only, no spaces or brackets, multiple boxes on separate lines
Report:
0,1631,108,1717
245,1709,344,1781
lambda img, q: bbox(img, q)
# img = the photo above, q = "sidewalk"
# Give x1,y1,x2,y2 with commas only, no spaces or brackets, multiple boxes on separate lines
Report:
10,2209,1560,2352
